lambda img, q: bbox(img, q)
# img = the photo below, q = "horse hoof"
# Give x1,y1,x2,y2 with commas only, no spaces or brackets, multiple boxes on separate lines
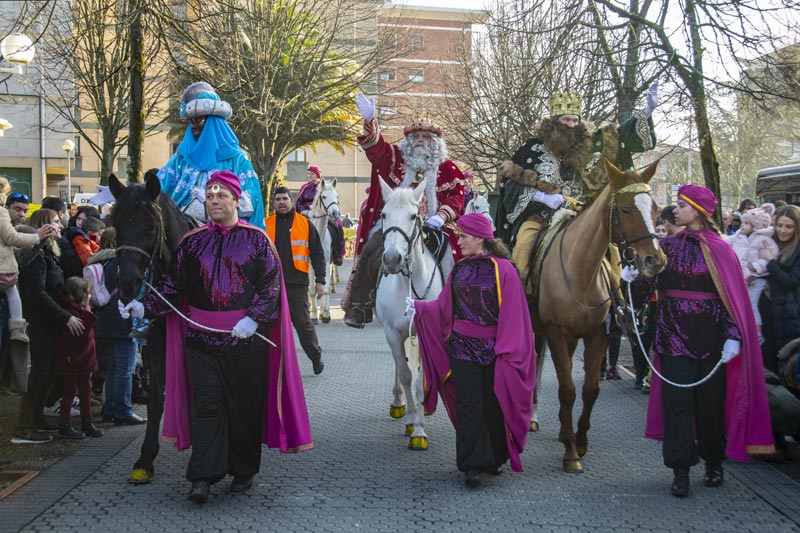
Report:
562,460,584,473
331,287,336,294
128,468,153,484
424,410,434,416
405,424,414,436
530,421,540,432
311,318,318,325
321,316,331,324
389,405,406,419
408,436,428,450
576,444,588,458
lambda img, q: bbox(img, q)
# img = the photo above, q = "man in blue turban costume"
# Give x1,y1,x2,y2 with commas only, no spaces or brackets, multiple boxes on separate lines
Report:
158,82,265,229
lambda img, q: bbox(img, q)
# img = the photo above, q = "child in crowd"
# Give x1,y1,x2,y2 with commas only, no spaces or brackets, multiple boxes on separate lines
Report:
728,203,779,343
654,218,667,240
54,277,102,439
0,179,58,341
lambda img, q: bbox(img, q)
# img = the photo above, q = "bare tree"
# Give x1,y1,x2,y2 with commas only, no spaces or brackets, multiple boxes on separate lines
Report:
437,0,660,188
20,0,171,183
587,0,800,220
151,0,384,199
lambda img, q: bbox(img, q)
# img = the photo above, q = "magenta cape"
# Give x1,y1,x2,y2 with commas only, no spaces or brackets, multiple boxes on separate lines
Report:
414,256,536,472
162,270,313,454
646,228,774,460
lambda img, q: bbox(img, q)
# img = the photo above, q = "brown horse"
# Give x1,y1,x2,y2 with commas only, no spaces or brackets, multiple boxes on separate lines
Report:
531,158,665,473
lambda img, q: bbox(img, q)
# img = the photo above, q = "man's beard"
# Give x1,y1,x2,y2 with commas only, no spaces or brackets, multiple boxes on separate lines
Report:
538,118,591,168
402,142,436,173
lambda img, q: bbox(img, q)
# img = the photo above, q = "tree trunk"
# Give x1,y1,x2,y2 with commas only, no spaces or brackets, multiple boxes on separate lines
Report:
100,144,116,185
127,0,145,183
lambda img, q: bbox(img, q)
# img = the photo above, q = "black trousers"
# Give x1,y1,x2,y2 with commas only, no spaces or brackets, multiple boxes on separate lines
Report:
16,347,56,432
285,284,322,364
450,357,508,472
660,354,726,469
186,346,266,482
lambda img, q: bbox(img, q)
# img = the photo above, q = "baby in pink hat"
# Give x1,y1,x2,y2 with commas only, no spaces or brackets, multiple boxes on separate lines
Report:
728,203,778,340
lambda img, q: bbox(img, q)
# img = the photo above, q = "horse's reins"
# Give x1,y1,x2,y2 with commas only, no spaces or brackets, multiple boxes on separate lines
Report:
143,280,277,348
558,183,656,310
382,216,442,300
624,282,723,388
310,193,339,220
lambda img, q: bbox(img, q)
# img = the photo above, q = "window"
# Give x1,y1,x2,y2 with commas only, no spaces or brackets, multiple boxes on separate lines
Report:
287,149,306,162
411,34,424,50
379,69,396,82
384,33,397,49
408,68,424,83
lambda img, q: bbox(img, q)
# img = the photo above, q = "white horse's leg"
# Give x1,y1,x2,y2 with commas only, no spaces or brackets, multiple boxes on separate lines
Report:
406,335,428,450
308,270,318,325
320,232,332,324
384,326,408,420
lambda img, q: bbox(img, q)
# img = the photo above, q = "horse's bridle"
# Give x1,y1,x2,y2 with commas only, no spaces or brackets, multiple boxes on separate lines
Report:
608,182,658,265
311,193,339,219
558,182,657,310
382,215,443,300
115,203,166,293
382,216,422,278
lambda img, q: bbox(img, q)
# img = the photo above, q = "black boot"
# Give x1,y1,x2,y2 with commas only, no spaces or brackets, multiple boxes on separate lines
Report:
81,416,103,438
343,233,381,328
703,462,723,487
58,420,85,440
187,480,210,504
671,467,690,497
465,470,481,488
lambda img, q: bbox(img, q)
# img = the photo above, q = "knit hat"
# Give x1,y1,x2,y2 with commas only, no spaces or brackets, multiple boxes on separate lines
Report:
741,203,775,230
677,184,717,219
307,165,322,179
179,82,233,121
206,170,241,199
456,212,494,240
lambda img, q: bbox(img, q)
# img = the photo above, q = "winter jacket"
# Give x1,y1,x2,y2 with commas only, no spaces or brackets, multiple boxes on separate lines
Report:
54,299,98,376
766,247,800,350
66,226,100,267
17,241,71,352
728,227,780,279
0,207,39,274
87,249,131,339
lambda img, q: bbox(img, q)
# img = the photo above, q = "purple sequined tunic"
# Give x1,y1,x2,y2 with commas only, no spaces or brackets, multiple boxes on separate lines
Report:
295,182,318,214
648,232,741,360
147,224,281,354
446,255,500,365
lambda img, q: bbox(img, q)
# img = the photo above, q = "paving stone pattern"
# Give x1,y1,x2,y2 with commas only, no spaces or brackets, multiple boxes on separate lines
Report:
2,274,799,532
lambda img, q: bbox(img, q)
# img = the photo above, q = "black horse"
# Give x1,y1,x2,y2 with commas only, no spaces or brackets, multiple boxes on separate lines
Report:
109,170,195,483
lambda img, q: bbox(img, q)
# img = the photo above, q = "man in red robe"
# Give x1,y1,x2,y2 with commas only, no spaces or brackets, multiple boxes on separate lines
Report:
342,92,466,328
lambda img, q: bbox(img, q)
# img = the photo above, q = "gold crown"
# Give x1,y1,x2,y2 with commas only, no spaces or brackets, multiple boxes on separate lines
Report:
550,92,583,117
403,114,443,137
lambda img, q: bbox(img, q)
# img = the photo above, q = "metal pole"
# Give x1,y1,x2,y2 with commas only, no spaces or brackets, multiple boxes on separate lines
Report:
66,150,71,202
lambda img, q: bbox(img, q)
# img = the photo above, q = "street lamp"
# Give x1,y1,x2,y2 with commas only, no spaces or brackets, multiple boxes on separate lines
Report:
62,139,74,202
0,33,35,75
0,118,12,137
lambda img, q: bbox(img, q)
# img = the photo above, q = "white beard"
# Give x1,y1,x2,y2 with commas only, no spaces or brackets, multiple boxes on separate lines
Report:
398,139,445,215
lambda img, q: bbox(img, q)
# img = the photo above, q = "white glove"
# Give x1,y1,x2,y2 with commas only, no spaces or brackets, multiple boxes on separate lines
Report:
532,190,564,210
355,91,375,122
119,299,144,319
405,296,416,317
721,339,741,363
620,265,639,283
232,316,258,339
425,214,445,229
644,80,659,117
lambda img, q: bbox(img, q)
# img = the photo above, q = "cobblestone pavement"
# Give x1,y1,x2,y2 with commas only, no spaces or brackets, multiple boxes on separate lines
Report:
2,265,800,532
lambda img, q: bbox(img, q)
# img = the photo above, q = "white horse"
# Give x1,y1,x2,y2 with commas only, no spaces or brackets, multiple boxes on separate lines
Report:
375,177,454,450
308,178,340,324
465,191,494,228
